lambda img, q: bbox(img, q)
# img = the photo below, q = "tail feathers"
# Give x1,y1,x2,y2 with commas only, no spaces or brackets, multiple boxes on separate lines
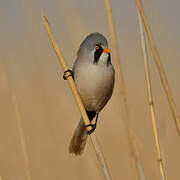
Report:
69,118,88,155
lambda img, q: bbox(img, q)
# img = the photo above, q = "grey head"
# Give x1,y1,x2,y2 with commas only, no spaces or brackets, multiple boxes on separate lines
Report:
80,32,109,51
77,32,111,66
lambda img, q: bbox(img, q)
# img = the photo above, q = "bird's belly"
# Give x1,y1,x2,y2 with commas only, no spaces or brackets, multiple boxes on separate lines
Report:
74,64,114,112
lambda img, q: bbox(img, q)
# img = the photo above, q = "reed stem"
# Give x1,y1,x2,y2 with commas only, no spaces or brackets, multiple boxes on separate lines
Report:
41,11,112,180
136,0,180,136
137,8,166,180
12,94,32,180
104,0,144,179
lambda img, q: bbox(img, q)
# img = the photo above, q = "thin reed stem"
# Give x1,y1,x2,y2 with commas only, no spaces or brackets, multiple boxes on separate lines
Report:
41,11,112,180
91,134,111,180
104,0,144,179
12,94,32,180
41,11,90,130
136,0,180,136
130,131,146,180
137,9,166,180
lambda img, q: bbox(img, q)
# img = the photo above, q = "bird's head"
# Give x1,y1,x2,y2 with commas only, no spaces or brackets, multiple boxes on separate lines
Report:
78,32,111,66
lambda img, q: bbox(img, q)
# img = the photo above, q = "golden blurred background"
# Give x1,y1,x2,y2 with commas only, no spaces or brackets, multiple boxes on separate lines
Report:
0,0,179,179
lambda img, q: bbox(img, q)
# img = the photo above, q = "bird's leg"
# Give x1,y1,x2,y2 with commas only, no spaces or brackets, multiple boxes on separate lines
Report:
63,69,74,80
86,113,99,135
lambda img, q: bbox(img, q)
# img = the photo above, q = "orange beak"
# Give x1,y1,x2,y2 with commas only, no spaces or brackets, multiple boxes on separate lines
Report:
103,48,110,53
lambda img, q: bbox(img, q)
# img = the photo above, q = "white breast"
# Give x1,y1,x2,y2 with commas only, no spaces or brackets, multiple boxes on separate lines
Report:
73,58,115,112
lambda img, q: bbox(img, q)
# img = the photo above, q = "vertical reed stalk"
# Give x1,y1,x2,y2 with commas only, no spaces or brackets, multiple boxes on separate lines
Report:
130,131,146,180
136,0,180,136
91,134,111,180
12,94,32,180
104,0,143,179
41,11,111,180
0,55,31,180
137,9,166,180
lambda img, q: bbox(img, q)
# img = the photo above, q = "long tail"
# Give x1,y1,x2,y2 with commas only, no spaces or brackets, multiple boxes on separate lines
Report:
69,117,88,155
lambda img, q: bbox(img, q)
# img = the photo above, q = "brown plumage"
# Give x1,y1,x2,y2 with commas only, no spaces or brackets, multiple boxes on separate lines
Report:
69,118,88,155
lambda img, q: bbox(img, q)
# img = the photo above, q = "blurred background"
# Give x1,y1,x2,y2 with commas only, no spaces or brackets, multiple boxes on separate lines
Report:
0,0,179,179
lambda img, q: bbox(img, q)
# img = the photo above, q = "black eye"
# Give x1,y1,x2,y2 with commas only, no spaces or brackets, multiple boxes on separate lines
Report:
94,45,103,64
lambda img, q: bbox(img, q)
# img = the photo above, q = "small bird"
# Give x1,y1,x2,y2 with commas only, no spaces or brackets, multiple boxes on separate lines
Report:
68,32,115,155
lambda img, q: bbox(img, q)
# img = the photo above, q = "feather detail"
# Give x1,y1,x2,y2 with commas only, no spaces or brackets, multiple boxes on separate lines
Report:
69,118,88,155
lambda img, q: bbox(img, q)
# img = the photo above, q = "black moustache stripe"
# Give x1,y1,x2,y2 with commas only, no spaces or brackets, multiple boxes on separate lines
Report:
107,53,111,67
94,46,103,64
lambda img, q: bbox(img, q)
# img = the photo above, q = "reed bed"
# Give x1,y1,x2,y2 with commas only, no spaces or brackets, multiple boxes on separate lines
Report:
0,1,179,179
41,11,111,180
104,0,144,179
137,9,166,180
136,0,180,137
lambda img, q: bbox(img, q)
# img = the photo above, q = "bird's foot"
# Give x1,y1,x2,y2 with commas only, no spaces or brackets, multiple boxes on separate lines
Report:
86,123,97,135
63,69,74,80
